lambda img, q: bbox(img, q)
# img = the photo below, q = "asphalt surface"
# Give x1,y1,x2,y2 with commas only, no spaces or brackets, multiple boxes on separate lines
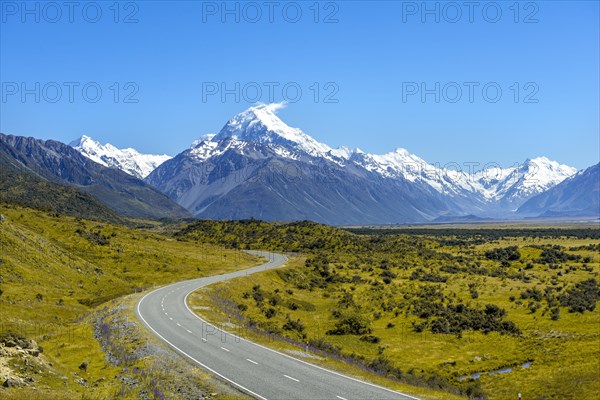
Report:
136,251,419,400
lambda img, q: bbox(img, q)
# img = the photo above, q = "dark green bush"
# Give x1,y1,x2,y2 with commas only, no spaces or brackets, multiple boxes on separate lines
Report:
559,278,600,313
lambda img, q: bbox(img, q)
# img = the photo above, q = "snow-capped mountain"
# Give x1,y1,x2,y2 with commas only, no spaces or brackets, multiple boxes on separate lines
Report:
190,104,575,205
190,134,215,149
145,103,579,224
474,158,577,206
147,104,454,224
212,103,333,159
518,163,599,218
330,146,576,207
0,133,190,219
70,135,171,179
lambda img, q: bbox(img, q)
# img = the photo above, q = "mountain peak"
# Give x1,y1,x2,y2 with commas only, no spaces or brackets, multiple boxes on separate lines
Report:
519,156,576,177
244,102,289,129
69,134,94,147
214,103,290,141
70,135,171,179
213,103,332,157
393,148,412,156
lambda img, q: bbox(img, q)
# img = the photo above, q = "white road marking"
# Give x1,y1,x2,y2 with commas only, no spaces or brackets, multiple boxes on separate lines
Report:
138,253,418,400
176,323,181,327
183,277,419,400
220,347,230,352
186,329,192,334
168,317,173,320
246,358,258,365
284,374,299,382
136,292,268,400
337,396,348,400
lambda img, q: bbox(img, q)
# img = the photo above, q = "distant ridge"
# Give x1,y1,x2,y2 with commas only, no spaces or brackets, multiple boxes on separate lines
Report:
70,135,171,179
146,104,582,224
518,163,599,218
0,133,191,220
0,139,123,223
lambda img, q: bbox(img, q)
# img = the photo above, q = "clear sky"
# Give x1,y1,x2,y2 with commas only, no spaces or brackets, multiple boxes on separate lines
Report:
1,0,598,170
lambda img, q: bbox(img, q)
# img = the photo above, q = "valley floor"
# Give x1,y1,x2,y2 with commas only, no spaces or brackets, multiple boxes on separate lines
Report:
181,223,600,400
1,208,598,399
0,205,260,399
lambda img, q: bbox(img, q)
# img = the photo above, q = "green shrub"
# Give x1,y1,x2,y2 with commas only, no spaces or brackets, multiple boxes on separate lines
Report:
360,335,381,344
485,246,520,262
559,278,600,313
327,312,372,335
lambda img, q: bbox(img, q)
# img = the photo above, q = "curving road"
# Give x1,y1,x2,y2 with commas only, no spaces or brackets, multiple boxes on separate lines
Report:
136,251,419,400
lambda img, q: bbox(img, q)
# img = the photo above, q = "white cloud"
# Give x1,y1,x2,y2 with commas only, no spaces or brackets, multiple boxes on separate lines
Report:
256,101,288,114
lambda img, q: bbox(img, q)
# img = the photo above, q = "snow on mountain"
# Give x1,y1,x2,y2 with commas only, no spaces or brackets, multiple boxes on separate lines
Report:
347,148,479,195
511,157,577,192
146,103,578,220
346,151,575,203
190,134,215,149
329,146,359,160
473,157,577,205
518,163,599,217
190,137,240,162
70,135,171,179
184,104,577,208
213,103,333,158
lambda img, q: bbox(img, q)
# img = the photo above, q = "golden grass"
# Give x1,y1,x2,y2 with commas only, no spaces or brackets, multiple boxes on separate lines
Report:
0,204,259,398
190,234,600,400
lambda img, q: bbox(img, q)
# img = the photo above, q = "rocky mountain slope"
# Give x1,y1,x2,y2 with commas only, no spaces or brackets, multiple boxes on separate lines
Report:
70,135,171,179
518,163,599,218
146,104,580,223
0,133,191,220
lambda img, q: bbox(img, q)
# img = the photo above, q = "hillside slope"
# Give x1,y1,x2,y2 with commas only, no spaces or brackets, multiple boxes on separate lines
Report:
0,133,191,220
0,205,260,399
518,163,600,217
1,140,124,223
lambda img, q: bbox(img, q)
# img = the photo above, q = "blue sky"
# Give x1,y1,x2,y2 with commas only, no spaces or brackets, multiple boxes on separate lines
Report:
1,0,598,170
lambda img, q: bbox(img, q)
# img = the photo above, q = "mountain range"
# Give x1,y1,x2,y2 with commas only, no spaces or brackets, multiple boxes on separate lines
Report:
518,163,599,218
0,136,124,223
0,133,190,220
2,104,597,224
140,104,593,224
70,135,171,179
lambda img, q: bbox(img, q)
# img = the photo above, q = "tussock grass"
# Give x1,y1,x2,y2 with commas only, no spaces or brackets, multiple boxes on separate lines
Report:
190,229,599,400
0,204,260,398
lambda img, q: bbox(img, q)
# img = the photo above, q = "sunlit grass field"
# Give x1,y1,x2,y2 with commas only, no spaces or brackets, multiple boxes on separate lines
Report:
189,226,600,400
1,207,598,399
0,204,261,399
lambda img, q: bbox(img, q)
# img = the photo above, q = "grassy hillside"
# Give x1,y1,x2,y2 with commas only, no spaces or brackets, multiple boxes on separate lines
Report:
175,219,362,251
2,212,597,399
0,204,261,399
0,145,124,224
183,222,600,399
0,134,192,220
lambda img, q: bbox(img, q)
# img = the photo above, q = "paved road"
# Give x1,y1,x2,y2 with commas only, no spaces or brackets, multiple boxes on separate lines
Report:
136,251,419,400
